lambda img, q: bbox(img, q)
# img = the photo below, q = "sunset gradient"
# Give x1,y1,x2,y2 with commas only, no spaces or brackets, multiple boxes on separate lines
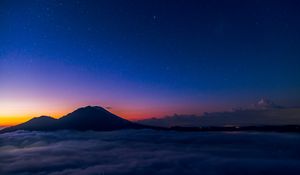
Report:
1,0,300,127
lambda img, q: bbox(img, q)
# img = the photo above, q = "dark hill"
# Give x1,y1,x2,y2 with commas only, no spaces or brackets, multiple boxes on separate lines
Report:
1,116,58,133
1,106,146,133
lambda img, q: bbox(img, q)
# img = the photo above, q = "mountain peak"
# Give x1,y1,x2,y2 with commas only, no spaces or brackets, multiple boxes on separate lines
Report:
64,105,113,120
74,106,109,113
31,115,54,120
81,105,104,109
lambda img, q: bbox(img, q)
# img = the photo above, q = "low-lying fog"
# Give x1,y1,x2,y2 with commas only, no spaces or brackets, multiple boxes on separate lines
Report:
1,130,300,175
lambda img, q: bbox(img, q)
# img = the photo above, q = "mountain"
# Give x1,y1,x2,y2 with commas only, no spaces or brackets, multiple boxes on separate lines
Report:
57,106,143,131
1,106,146,133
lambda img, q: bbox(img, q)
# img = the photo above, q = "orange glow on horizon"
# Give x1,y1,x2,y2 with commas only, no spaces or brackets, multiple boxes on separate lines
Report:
0,113,65,127
0,106,182,127
0,109,166,127
0,99,210,127
0,99,73,127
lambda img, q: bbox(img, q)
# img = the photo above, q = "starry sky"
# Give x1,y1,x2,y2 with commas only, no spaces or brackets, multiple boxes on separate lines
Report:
1,0,300,126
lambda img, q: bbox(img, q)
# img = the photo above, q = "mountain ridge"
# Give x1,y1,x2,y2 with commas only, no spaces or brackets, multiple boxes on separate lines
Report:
0,106,147,133
137,108,300,127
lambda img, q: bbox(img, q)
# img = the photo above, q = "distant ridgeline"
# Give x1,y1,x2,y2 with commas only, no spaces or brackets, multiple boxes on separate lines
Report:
0,106,154,133
137,99,300,128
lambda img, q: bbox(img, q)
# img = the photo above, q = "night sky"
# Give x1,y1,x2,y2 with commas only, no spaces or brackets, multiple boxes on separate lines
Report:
1,0,300,126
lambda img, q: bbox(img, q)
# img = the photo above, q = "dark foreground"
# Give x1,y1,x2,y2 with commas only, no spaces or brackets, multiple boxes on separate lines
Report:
1,130,300,175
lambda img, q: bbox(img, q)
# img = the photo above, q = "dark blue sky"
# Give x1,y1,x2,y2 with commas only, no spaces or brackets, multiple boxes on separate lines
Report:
1,0,300,122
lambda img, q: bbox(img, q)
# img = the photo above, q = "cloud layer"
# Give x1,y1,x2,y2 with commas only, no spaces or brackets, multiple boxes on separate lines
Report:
1,130,300,175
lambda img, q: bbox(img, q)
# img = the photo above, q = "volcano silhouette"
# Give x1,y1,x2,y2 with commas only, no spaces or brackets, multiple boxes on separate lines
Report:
1,106,145,133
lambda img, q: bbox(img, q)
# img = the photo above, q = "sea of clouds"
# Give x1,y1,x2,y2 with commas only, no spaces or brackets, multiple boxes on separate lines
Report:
1,129,300,175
